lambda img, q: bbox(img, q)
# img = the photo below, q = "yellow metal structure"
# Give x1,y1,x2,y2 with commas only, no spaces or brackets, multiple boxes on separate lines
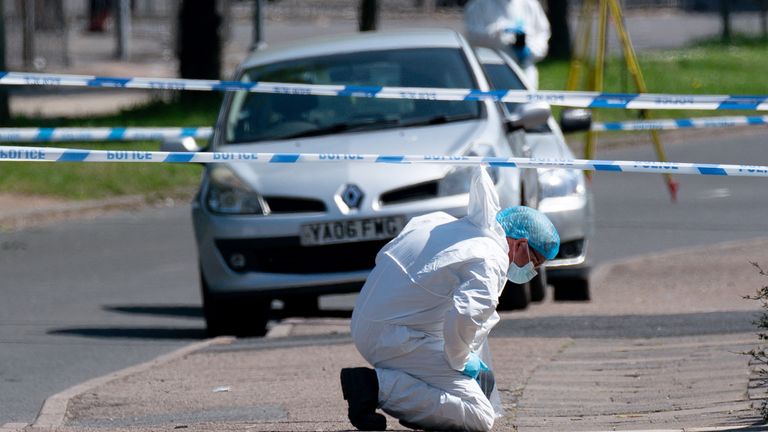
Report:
566,0,678,200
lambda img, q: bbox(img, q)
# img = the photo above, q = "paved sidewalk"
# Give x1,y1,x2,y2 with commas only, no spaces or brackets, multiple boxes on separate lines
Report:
15,238,768,431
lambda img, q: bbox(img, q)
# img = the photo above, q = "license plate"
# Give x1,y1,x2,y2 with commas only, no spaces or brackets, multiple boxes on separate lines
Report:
300,216,406,246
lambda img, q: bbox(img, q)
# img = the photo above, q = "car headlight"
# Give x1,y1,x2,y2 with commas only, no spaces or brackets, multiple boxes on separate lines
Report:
437,147,499,197
206,165,267,215
538,168,585,199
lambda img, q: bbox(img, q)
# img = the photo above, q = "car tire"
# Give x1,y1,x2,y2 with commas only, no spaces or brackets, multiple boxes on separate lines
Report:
281,295,321,317
200,269,271,337
498,281,530,311
529,268,547,303
552,275,590,301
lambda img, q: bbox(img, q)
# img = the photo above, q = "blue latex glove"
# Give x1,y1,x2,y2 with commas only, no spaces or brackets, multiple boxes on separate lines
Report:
513,45,532,63
461,352,490,379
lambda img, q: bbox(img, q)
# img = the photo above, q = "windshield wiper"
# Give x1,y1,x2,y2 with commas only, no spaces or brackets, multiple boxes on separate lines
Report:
280,118,401,139
399,113,479,128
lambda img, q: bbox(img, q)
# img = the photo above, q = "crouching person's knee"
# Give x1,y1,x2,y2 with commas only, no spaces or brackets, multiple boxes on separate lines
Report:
463,395,495,432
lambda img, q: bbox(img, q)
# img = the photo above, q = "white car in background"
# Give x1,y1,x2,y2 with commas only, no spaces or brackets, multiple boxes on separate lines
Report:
166,29,590,336
474,46,594,303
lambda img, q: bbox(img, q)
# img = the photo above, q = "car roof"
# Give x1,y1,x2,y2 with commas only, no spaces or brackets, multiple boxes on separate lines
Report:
238,28,467,70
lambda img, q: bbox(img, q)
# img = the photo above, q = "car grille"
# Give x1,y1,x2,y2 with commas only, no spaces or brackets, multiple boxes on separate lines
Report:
215,237,391,274
555,239,585,260
263,196,326,214
380,181,439,205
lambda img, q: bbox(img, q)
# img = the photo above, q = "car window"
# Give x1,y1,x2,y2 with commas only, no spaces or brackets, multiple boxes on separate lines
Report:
480,56,552,134
226,48,484,144
479,60,526,114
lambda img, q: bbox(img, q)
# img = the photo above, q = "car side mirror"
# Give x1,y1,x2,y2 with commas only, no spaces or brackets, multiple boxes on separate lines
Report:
559,108,592,133
160,137,201,153
505,102,551,132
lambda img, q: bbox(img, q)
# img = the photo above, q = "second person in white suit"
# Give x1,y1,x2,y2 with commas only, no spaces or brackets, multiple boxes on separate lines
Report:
464,0,551,88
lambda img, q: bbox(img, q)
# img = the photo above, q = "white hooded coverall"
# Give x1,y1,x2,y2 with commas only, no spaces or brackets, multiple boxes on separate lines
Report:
350,167,509,432
464,0,551,88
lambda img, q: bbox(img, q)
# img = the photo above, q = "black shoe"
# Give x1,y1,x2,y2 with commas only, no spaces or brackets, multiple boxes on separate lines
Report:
340,367,387,431
398,418,424,430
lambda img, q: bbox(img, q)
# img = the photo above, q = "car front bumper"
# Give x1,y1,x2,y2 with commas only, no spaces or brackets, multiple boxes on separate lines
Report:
193,195,472,296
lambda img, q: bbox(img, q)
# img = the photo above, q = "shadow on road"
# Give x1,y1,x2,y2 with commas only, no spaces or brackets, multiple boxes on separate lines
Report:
495,310,761,339
45,303,352,341
103,304,203,319
48,327,207,340
272,308,353,319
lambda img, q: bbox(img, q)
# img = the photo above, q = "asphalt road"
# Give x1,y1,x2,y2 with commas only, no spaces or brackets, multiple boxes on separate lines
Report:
2,130,768,425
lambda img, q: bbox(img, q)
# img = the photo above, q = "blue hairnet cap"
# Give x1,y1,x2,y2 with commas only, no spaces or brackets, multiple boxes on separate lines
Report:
496,206,560,260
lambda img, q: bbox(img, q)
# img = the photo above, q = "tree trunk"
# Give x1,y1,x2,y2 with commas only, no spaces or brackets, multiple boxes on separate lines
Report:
720,0,731,43
178,0,221,104
37,0,65,30
0,0,10,124
359,0,378,32
547,0,571,60
178,0,221,80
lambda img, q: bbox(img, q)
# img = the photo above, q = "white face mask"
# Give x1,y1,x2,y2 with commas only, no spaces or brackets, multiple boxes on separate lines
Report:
507,261,538,284
507,242,538,284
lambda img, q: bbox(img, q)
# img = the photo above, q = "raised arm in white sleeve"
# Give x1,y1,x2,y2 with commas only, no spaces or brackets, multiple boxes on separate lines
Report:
443,256,505,371
525,0,551,62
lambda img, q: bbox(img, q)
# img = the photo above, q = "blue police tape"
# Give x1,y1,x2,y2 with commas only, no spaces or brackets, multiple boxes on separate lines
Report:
1,145,768,177
593,115,768,132
0,127,213,142
2,71,768,111
3,114,766,143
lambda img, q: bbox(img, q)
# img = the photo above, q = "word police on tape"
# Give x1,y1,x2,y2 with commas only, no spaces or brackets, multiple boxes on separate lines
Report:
2,145,768,177
2,71,768,111
0,127,213,142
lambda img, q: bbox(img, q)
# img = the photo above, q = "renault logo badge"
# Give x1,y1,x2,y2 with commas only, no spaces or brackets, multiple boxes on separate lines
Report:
341,184,364,209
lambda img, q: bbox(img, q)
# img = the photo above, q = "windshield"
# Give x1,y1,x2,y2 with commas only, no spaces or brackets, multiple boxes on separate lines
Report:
225,48,483,143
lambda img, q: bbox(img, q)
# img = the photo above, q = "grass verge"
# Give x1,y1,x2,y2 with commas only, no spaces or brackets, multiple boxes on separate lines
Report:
539,33,768,122
1,95,220,200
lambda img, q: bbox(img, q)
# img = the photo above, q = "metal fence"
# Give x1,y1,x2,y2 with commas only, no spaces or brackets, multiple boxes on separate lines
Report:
4,0,179,71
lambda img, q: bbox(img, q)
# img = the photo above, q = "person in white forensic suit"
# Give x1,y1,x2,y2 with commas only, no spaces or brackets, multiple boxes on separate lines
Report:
464,0,551,88
340,166,560,431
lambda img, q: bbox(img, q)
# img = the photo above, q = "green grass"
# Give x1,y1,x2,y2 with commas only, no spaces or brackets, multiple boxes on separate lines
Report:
538,33,768,122
1,95,220,199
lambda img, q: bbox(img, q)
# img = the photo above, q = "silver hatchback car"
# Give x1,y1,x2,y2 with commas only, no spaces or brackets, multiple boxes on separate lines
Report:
170,29,591,336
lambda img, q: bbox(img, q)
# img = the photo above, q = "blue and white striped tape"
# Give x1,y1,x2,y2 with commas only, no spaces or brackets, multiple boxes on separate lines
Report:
1,145,767,177
2,114,766,143
593,115,768,132
3,71,768,111
0,127,212,142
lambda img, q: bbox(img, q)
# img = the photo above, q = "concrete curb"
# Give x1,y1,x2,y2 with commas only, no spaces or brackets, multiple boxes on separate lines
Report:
0,194,147,230
30,336,235,429
0,188,196,231
0,423,28,432
587,426,768,432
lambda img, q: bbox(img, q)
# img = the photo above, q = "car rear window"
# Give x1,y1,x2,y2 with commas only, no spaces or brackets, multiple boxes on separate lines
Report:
225,48,483,144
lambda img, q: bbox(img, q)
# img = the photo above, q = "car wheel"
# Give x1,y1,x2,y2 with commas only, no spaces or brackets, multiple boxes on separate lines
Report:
281,295,321,317
200,269,271,337
529,268,547,303
552,275,590,301
498,281,530,311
